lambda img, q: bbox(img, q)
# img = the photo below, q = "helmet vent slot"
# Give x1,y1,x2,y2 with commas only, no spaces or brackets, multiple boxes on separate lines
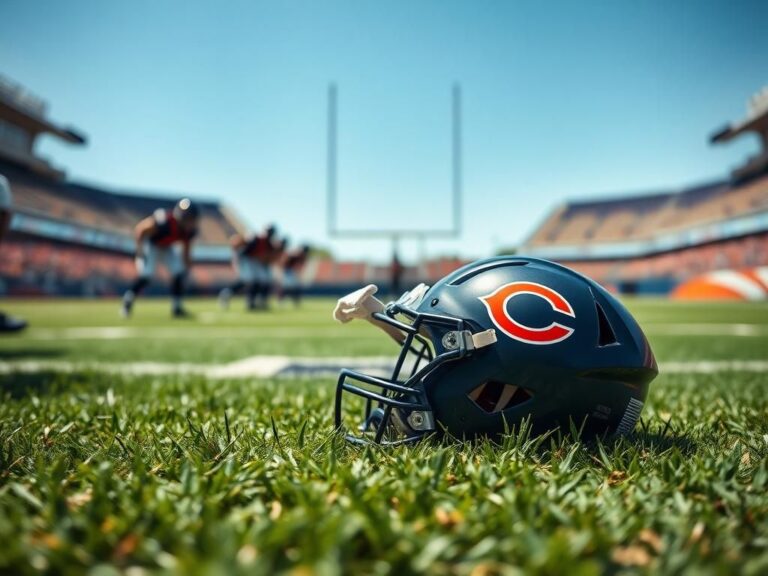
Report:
595,302,618,347
448,260,528,286
468,381,533,414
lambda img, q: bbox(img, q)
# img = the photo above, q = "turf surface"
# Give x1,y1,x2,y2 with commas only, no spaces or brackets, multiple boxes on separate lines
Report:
2,297,767,364
0,297,767,574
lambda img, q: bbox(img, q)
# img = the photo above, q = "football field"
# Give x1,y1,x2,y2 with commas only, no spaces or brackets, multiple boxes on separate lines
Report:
1,297,767,574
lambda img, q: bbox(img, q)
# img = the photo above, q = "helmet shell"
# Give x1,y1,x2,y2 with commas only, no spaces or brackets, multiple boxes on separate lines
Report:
173,198,200,222
415,257,657,438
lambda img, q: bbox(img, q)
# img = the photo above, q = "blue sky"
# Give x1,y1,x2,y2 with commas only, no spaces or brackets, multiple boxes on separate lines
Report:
1,0,766,262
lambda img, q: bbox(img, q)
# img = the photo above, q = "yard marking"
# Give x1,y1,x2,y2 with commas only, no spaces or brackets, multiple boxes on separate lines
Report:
19,323,768,341
24,327,385,340
1,357,766,379
644,323,768,337
661,360,768,373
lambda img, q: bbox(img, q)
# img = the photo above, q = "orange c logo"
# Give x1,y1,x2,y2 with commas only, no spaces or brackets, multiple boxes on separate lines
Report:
479,282,575,345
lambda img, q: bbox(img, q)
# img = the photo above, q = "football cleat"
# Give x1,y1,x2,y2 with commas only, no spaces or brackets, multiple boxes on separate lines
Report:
120,299,133,319
0,312,27,333
333,257,658,444
218,288,232,310
172,306,192,319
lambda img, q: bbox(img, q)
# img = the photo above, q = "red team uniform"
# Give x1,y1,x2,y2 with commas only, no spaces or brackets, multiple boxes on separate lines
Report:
121,199,199,318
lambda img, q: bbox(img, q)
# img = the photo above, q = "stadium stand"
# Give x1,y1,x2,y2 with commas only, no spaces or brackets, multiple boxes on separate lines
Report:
0,76,250,296
520,88,768,294
1,161,242,246
3,74,766,298
0,76,442,297
0,156,247,295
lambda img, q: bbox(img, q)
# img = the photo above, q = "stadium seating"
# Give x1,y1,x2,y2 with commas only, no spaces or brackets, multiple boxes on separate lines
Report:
1,160,241,245
0,239,237,296
526,174,768,247
519,170,768,294
3,152,766,297
561,233,768,287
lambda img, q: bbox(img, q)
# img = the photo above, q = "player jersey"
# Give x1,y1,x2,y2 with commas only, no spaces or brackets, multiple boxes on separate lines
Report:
149,208,197,247
284,252,307,271
242,234,271,259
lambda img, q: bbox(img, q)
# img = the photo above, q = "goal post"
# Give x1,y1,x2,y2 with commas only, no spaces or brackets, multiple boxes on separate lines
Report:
326,83,463,240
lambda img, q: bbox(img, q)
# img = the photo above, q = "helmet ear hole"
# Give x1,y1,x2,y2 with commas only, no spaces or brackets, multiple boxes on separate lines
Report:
468,381,533,414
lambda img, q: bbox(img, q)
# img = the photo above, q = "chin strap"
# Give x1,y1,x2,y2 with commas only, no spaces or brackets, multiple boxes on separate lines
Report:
333,284,384,322
333,284,498,350
333,284,406,343
470,329,497,349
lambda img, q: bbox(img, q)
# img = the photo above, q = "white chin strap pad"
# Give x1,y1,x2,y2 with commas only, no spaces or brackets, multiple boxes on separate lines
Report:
333,284,405,344
471,329,497,349
333,284,499,351
333,284,386,323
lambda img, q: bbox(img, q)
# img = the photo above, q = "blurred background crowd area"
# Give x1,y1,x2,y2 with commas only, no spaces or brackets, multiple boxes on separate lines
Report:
1,73,766,298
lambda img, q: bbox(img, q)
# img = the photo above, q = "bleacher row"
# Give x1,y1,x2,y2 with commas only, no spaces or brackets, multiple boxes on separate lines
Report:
0,158,478,295
309,257,468,287
0,241,234,296
564,233,768,290
3,158,766,297
5,228,766,298
0,237,472,296
0,160,242,246
527,174,768,246
2,234,766,297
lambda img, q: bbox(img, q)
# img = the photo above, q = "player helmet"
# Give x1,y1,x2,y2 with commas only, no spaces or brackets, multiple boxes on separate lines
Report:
173,198,199,222
333,257,657,444
265,224,277,238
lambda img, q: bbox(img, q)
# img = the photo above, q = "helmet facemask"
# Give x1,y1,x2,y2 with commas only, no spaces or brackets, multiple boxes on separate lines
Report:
333,284,497,445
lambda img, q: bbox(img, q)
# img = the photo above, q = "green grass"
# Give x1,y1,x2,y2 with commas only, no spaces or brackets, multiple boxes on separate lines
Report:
2,297,767,364
0,297,767,575
0,298,395,363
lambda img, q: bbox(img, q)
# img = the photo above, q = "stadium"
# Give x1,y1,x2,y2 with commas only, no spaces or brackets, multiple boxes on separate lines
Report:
0,75,471,299
520,89,768,298
1,4,767,575
2,76,767,300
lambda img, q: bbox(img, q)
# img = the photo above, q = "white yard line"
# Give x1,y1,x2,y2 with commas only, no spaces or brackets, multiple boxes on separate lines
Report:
0,357,766,379
18,322,768,341
0,356,395,379
644,323,768,337
25,327,384,340
661,361,768,373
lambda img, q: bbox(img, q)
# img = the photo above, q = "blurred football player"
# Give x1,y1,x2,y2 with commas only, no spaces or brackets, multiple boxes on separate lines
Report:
0,174,27,332
121,198,199,318
279,244,310,307
264,236,288,306
219,224,281,311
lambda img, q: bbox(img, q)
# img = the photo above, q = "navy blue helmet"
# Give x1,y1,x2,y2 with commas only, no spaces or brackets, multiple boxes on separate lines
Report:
334,257,658,444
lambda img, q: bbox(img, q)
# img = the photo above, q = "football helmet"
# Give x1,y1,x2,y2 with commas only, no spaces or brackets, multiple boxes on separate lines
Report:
333,257,657,444
173,198,199,223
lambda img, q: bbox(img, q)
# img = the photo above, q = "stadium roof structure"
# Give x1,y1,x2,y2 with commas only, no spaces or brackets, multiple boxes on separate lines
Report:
0,75,87,179
711,86,768,182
